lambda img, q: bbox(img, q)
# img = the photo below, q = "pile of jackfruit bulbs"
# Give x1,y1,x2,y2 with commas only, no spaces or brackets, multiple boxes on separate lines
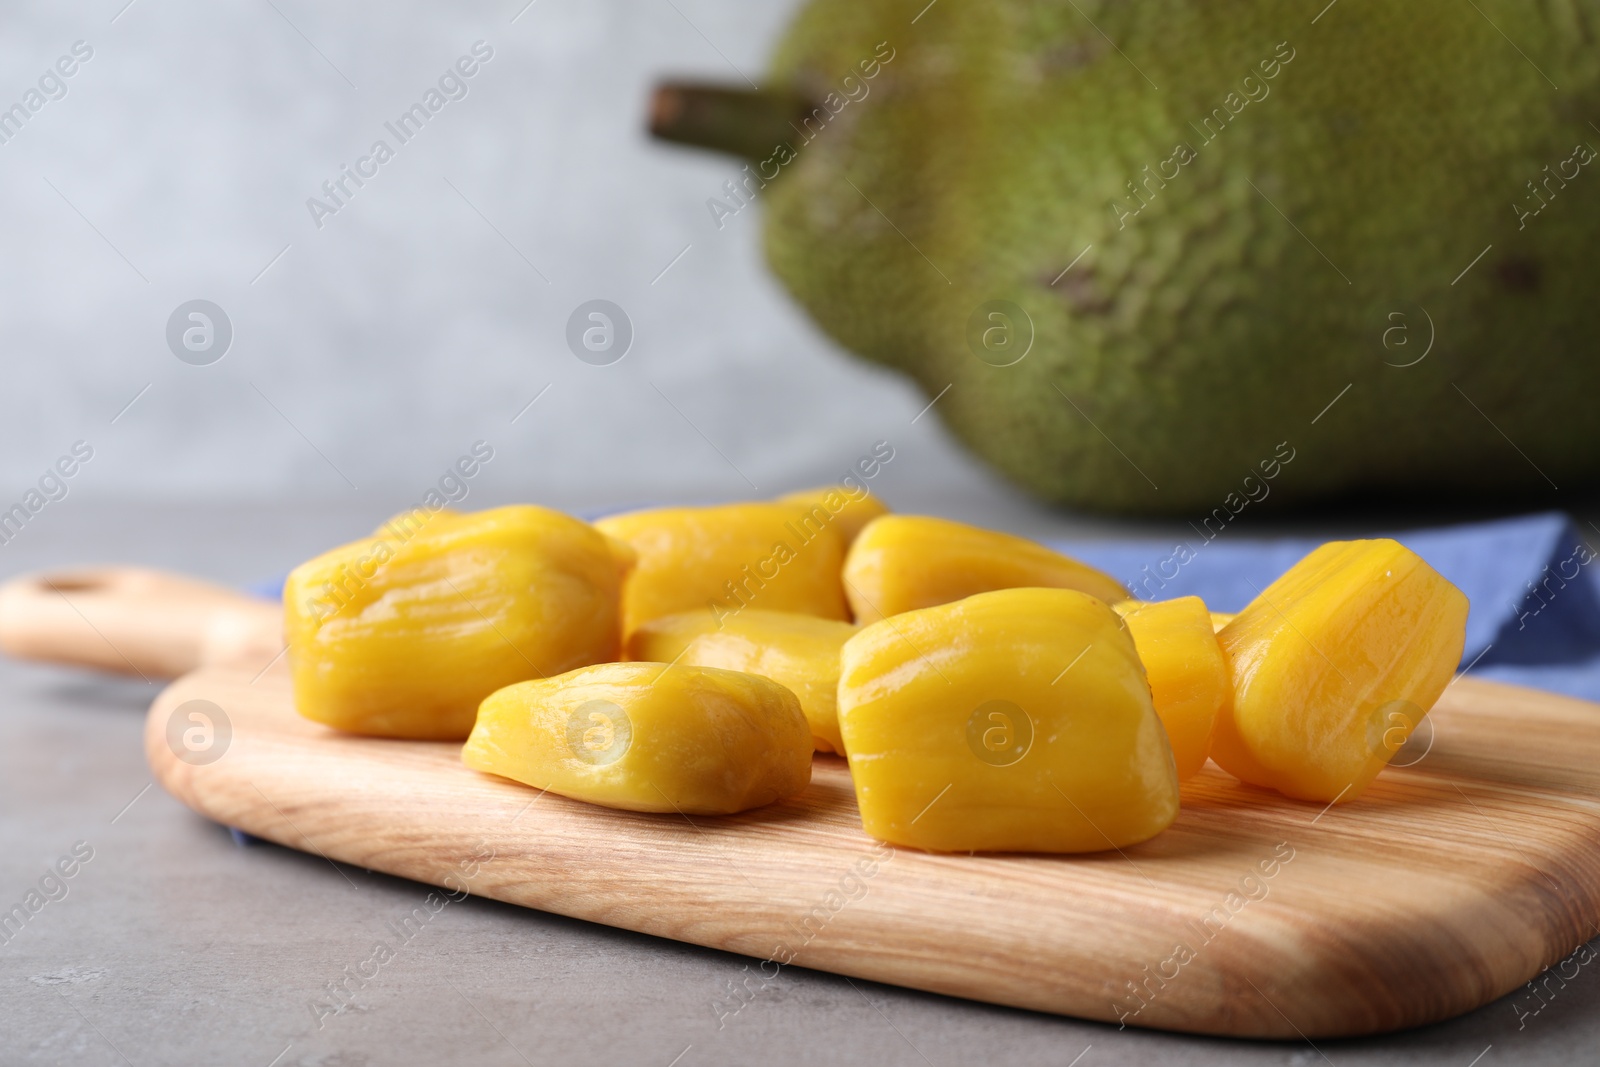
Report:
284,487,1468,854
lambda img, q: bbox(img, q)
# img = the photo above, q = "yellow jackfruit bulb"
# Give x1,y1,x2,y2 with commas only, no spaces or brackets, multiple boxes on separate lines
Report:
463,662,813,815
1113,597,1230,780
628,609,857,753
842,514,1127,623
838,587,1179,853
595,503,849,638
371,507,461,538
776,485,890,545
284,505,627,740
1211,539,1468,803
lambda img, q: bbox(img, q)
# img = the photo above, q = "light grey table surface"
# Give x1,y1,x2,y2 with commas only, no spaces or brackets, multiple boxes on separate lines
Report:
3,498,1599,1067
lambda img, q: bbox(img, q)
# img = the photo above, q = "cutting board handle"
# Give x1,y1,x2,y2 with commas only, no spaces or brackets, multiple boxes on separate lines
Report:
0,567,283,680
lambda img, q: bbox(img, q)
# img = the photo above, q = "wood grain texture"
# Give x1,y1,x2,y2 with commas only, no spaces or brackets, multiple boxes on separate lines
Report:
144,665,1600,1038
0,568,281,678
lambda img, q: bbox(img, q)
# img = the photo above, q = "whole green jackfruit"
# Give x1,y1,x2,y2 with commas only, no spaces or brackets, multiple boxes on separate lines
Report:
653,0,1600,514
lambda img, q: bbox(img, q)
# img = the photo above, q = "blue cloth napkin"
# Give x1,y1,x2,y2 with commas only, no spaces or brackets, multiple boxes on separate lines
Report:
1058,511,1600,702
253,510,1600,704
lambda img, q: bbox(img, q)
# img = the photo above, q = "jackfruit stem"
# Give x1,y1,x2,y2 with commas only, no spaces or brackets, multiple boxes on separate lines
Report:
649,82,814,162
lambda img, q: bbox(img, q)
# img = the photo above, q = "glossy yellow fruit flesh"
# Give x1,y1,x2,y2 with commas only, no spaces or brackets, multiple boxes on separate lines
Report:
628,609,857,753
371,507,460,538
284,506,626,740
776,484,890,545
838,587,1179,853
596,503,849,637
463,662,812,814
373,507,642,580
1209,612,1235,633
1113,597,1229,780
842,515,1126,623
1212,539,1468,803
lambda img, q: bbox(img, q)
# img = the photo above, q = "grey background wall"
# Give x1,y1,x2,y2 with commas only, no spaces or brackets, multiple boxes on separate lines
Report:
0,0,1019,520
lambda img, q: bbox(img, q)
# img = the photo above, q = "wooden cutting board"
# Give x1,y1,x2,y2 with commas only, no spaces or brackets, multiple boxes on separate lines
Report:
8,568,1600,1037
145,666,1600,1039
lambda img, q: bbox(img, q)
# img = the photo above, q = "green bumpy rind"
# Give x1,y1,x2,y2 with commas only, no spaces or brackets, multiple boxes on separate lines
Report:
760,0,1600,513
